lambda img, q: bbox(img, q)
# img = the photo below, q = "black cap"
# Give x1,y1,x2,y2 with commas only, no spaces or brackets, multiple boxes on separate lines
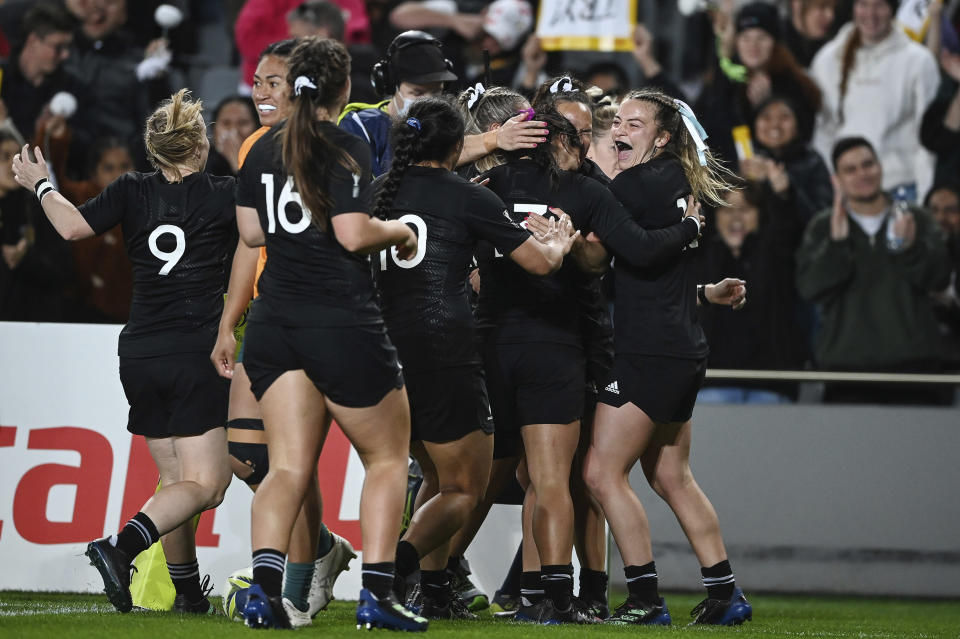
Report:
735,2,780,40
389,38,458,85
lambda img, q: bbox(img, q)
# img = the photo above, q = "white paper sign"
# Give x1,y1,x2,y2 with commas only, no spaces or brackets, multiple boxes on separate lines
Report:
536,0,637,52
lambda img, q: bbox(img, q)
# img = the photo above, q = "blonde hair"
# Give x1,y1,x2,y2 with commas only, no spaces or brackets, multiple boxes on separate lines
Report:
624,89,736,207
144,89,206,182
457,86,527,173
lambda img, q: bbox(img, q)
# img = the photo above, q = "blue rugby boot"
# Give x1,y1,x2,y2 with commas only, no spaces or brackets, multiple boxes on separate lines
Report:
689,587,752,626
356,588,428,631
241,584,291,629
605,597,671,625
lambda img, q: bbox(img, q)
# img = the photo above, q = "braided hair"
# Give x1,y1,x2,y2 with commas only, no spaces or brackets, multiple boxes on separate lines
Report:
281,36,357,231
372,97,466,220
622,88,735,206
457,85,528,173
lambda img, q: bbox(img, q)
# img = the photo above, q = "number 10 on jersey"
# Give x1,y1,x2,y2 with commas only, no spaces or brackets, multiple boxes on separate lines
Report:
377,214,427,270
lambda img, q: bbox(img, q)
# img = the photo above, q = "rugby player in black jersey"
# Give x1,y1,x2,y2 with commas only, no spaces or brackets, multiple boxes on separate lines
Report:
525,77,615,618
368,97,577,619
580,89,752,626
13,90,235,615
475,106,704,625
233,36,426,631
209,38,356,627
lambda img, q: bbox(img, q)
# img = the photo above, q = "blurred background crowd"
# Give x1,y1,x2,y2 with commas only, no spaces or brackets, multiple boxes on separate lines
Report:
0,0,958,404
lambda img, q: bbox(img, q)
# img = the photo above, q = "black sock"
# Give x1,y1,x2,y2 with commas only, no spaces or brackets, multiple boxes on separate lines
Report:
541,564,573,610
625,562,659,604
362,562,396,600
701,559,736,600
499,543,523,597
520,570,544,606
579,569,608,603
445,555,463,574
421,570,451,605
113,512,160,559
167,560,202,602
252,548,285,598
395,540,419,578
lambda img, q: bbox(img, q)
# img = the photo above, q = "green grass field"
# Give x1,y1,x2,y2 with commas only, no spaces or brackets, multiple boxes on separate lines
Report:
2,591,958,638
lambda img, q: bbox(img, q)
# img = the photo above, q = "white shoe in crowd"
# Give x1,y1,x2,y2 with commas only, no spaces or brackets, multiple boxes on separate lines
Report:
307,532,357,616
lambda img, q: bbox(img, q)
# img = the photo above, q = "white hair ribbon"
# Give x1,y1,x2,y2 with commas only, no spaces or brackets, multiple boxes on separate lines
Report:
549,76,575,94
674,98,709,166
294,75,318,97
466,83,486,110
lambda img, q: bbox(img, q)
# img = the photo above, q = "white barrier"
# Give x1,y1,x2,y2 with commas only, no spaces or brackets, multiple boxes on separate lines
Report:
0,322,519,598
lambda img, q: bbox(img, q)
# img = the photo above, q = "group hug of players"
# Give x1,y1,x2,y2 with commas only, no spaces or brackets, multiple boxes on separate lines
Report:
11,32,754,631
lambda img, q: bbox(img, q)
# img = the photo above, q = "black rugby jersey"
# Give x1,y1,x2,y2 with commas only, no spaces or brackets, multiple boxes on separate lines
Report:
79,171,235,358
236,123,378,327
477,159,699,347
608,154,708,359
370,166,530,373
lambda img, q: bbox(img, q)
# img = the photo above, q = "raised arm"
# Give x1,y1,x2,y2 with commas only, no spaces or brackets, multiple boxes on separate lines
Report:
12,144,94,241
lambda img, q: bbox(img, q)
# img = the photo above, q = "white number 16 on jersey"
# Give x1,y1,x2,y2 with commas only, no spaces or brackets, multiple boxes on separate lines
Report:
148,224,185,276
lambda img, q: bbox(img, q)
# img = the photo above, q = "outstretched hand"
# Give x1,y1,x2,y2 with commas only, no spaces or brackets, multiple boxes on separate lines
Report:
11,144,51,191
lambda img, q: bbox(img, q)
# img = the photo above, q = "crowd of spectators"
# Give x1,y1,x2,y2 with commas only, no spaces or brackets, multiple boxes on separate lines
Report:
0,0,958,403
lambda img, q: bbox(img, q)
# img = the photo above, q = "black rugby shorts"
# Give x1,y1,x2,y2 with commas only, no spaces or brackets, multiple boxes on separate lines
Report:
119,353,229,438
243,321,404,408
483,340,585,459
405,366,495,444
598,354,706,423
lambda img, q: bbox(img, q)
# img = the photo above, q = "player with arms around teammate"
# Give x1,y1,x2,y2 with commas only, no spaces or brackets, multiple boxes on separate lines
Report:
13,90,236,615
582,89,751,626
369,97,577,618
476,106,704,625
233,36,426,631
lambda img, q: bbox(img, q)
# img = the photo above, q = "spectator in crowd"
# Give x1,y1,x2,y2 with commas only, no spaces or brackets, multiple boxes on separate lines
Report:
920,49,960,187
811,0,940,202
0,131,75,321
698,181,806,403
925,182,960,366
698,1,822,169
286,0,345,39
36,104,134,322
234,0,371,93
284,0,380,103
391,0,534,87
64,0,172,171
783,0,838,67
0,2,80,143
796,137,951,403
204,95,257,177
744,96,833,224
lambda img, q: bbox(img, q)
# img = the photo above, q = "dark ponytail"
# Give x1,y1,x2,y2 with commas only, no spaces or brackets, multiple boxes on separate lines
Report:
372,97,466,220
281,36,356,231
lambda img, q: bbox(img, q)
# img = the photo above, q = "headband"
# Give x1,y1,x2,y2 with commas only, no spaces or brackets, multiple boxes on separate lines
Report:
674,99,709,167
549,76,575,94
465,83,486,110
294,75,318,97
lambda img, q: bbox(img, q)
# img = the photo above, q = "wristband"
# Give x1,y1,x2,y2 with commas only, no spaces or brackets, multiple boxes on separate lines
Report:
697,284,710,306
34,178,56,202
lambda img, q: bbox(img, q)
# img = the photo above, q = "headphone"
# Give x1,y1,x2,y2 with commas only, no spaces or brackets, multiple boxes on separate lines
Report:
370,30,454,97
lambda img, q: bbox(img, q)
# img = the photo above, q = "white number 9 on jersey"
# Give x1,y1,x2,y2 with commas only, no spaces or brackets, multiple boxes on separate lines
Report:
148,224,185,275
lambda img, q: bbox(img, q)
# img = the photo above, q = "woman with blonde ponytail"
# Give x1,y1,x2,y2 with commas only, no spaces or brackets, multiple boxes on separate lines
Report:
232,36,426,631
582,88,753,626
13,89,237,616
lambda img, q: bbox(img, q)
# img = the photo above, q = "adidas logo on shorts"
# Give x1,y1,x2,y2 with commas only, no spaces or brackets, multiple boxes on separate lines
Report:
604,381,620,394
